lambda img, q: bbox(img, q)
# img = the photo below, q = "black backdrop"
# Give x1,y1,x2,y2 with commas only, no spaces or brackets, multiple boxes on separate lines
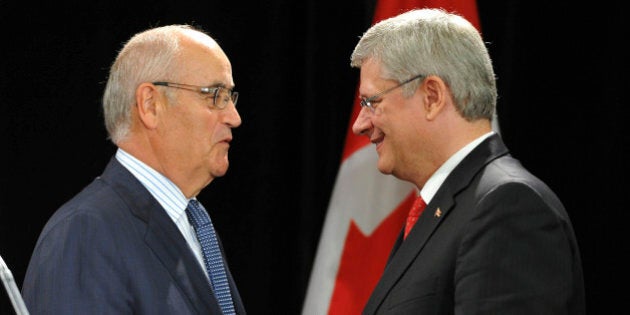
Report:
1,1,626,314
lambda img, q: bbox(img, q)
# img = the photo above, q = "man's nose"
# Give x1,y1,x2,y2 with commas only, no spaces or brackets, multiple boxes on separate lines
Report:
352,107,372,136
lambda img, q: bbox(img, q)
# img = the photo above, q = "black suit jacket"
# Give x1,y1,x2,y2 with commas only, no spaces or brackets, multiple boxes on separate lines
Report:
22,157,246,314
363,134,585,314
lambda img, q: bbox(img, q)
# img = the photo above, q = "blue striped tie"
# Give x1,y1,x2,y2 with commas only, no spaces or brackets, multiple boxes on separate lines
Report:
186,199,236,314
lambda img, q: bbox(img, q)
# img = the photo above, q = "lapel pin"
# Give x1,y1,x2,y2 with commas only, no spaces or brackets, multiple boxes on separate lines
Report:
434,208,442,218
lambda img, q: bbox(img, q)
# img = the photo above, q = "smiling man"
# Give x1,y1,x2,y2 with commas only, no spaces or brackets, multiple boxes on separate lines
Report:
351,8,585,314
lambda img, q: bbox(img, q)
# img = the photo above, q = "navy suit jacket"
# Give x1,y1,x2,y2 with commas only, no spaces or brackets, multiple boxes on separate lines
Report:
22,157,246,314
363,134,585,314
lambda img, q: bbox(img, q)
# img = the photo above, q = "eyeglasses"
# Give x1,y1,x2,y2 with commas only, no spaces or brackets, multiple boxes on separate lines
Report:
153,81,239,109
359,74,424,112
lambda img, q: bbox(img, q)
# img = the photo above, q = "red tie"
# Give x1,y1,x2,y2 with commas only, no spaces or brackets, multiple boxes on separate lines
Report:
404,196,426,239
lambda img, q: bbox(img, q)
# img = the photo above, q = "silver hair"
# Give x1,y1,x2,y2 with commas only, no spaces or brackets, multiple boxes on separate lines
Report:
102,24,202,143
350,8,497,121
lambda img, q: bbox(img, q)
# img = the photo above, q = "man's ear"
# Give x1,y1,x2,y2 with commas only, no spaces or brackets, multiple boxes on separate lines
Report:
422,75,449,121
135,83,161,129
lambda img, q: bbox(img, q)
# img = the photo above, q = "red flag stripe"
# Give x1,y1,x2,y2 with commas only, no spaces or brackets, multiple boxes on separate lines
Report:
328,191,415,314
374,0,479,29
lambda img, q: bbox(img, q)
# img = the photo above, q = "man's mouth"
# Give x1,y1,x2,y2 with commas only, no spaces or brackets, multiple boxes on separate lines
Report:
371,136,384,152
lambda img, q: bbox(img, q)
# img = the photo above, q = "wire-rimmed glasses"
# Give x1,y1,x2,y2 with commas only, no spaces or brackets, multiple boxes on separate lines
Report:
359,74,424,112
153,81,238,109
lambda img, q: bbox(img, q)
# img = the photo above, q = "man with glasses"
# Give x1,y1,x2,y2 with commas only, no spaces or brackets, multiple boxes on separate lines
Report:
351,9,585,314
22,25,246,314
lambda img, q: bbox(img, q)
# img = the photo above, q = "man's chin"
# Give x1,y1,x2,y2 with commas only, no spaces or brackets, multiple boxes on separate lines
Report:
209,158,230,178
376,161,393,175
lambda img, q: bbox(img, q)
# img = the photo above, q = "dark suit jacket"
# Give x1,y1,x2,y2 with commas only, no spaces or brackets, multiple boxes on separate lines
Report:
363,134,585,315
22,157,246,314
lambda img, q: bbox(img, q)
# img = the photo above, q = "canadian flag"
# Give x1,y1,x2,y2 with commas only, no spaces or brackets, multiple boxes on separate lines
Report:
302,1,481,314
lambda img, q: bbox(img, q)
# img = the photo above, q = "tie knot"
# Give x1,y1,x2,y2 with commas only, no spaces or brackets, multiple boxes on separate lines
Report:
409,196,426,217
404,195,426,239
186,199,210,229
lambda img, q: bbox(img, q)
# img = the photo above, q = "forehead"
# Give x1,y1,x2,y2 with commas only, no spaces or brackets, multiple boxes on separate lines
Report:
178,34,233,86
359,58,385,95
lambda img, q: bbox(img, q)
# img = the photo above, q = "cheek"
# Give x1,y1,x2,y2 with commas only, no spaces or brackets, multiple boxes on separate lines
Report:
371,114,393,136
206,121,224,145
204,122,230,159
189,113,217,140
165,108,200,138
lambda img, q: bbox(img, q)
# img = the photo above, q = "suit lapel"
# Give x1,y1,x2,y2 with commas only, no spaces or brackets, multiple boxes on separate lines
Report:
364,196,456,313
364,134,510,314
100,158,218,313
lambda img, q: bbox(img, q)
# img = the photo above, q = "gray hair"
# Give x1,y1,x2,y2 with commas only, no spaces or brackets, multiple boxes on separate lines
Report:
103,24,203,143
350,8,497,121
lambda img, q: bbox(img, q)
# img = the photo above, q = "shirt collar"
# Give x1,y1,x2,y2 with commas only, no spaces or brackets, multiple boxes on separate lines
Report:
421,131,494,203
115,148,189,220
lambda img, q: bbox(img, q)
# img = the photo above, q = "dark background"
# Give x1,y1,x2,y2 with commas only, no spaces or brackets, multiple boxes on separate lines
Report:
1,1,626,314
